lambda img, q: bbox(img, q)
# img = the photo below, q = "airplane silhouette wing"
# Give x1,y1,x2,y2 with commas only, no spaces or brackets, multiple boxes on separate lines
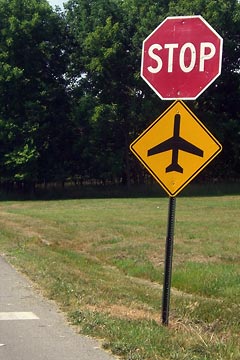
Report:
178,138,204,157
148,137,203,157
148,138,174,156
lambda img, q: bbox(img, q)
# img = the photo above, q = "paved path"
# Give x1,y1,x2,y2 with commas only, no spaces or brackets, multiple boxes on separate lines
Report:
0,255,116,360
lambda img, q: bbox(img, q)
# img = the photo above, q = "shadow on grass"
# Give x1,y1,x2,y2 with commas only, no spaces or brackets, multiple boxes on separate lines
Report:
0,180,239,201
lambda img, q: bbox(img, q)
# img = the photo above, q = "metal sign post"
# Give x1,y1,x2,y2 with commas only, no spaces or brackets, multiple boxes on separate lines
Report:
130,15,223,327
162,196,176,326
130,101,222,326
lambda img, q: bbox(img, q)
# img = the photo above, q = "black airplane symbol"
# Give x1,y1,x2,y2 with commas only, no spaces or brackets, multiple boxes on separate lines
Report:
147,113,204,173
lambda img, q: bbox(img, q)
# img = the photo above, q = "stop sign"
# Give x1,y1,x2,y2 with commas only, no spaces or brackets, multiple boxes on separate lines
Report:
141,16,223,100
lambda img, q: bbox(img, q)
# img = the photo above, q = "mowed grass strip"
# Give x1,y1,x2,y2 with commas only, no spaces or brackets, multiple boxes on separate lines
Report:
0,196,239,359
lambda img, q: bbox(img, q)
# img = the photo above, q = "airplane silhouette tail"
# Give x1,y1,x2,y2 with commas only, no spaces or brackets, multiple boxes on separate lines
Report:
166,162,183,173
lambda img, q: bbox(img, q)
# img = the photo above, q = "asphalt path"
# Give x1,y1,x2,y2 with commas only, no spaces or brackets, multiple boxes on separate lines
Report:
0,255,116,360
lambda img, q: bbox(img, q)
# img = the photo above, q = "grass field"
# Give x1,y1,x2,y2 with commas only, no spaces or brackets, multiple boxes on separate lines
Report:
0,194,239,359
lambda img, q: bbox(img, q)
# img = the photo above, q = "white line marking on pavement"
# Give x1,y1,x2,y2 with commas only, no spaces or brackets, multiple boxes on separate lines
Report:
0,312,39,320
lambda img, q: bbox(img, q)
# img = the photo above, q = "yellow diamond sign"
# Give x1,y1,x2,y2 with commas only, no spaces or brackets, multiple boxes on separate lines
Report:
130,100,222,197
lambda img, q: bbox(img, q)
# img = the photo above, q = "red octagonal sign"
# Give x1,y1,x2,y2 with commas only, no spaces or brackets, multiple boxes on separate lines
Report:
141,16,223,100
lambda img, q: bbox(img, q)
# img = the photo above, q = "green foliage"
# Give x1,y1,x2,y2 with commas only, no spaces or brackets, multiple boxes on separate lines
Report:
65,0,170,185
168,0,240,180
66,0,240,186
0,0,72,186
0,0,239,189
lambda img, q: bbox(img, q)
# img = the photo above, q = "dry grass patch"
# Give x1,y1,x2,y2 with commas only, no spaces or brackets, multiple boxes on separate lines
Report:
0,196,239,359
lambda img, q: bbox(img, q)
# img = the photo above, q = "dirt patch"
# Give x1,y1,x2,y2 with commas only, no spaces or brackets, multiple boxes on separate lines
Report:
83,303,161,323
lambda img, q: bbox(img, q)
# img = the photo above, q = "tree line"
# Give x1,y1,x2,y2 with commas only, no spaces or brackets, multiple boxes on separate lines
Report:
0,0,239,191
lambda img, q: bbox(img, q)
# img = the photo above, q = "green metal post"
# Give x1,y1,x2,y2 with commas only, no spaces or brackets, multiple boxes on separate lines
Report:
162,196,176,326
